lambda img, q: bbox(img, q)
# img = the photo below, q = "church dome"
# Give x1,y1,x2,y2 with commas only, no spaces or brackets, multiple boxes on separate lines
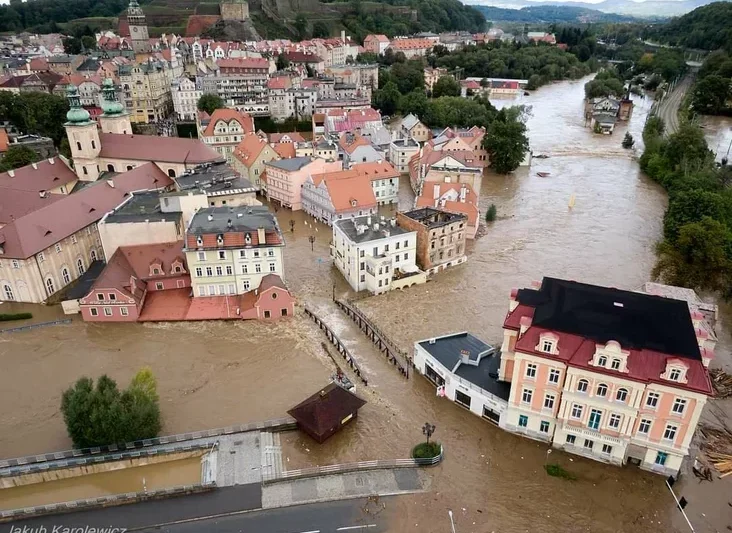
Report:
101,79,124,115
65,85,91,124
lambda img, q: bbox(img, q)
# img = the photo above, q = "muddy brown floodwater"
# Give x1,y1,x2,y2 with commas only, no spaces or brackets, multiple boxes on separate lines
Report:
1,76,732,532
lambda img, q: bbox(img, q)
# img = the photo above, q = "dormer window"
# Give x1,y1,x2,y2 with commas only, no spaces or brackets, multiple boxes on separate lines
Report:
216,234,224,246
598,356,607,367
245,233,252,244
196,236,203,247
537,332,559,355
542,340,553,352
662,360,689,384
669,368,681,381
611,359,621,370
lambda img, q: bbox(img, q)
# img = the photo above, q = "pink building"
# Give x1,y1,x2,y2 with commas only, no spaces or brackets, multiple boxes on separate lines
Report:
240,273,295,320
363,34,389,55
80,241,189,322
264,156,342,210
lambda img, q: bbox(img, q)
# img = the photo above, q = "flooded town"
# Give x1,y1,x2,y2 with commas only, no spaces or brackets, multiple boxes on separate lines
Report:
1,3,732,532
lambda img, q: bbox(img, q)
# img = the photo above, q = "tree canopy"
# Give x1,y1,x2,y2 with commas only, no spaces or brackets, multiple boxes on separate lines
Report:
0,91,69,146
691,51,732,116
197,93,225,115
0,0,147,32
0,146,40,173
431,76,460,98
61,369,162,449
584,69,625,99
652,2,732,53
482,106,530,174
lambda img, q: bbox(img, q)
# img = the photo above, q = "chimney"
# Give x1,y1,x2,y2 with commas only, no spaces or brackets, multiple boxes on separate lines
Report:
8,170,14,177
107,180,115,188
257,226,266,243
390,217,396,227
509,287,519,312
519,315,532,338
48,157,55,165
227,218,233,229
459,184,466,202
31,162,37,170
433,184,440,200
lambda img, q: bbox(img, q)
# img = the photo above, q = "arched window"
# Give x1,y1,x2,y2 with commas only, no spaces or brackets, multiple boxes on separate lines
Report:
76,142,82,151
598,356,608,367
107,164,115,172
61,267,70,285
77,258,85,275
45,277,55,296
90,249,97,262
577,379,589,393
596,384,608,397
3,284,14,301
168,168,176,177
616,388,628,402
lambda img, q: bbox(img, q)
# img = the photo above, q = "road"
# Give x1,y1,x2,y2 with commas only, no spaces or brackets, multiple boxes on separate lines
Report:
656,76,692,135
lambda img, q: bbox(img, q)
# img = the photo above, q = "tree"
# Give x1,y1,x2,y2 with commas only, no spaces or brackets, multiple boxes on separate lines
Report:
663,188,728,243
0,145,39,172
276,53,290,71
483,107,530,174
294,14,308,40
0,91,69,146
312,21,330,39
390,60,425,95
197,94,224,115
81,35,96,51
60,369,162,449
622,132,635,149
691,74,731,115
432,76,461,98
400,90,428,118
62,36,82,54
485,204,497,222
373,81,401,116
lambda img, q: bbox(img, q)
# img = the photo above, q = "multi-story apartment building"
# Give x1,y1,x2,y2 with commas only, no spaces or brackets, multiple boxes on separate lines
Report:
301,169,377,225
268,78,318,122
350,160,399,205
264,157,341,211
331,215,426,295
197,108,255,163
171,76,201,121
119,62,173,123
363,34,390,55
197,58,269,110
396,208,467,274
389,137,419,173
184,205,285,296
232,132,281,190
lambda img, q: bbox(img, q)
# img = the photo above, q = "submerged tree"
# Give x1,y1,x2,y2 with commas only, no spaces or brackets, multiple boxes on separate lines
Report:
622,132,635,149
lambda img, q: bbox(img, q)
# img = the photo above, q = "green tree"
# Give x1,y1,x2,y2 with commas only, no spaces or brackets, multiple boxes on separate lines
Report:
294,14,308,40
61,369,162,449
691,74,731,115
81,35,97,51
197,93,225,115
276,53,290,71
621,132,634,149
0,145,39,172
664,122,713,171
390,60,425,95
373,81,401,116
400,90,428,118
432,76,461,98
482,107,530,174
663,189,727,242
485,203,497,222
62,36,82,54
312,21,330,38
0,91,69,146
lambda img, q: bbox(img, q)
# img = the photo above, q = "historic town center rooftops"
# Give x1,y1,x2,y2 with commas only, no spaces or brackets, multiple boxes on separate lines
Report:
334,215,410,244
104,191,181,225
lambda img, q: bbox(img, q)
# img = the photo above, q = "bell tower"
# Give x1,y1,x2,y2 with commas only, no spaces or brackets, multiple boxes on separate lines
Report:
99,78,132,135
65,85,101,181
127,0,151,54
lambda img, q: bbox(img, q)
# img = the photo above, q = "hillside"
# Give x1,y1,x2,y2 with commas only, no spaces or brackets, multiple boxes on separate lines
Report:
651,1,732,52
463,0,725,18
474,5,638,23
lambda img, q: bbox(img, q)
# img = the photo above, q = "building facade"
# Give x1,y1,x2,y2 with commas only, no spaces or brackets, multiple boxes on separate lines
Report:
264,157,342,211
119,62,173,124
396,208,467,274
171,76,201,121
198,108,255,163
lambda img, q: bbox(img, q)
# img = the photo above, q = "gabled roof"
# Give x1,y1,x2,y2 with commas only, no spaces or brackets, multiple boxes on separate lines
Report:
98,133,223,165
201,109,255,138
269,132,305,143
0,157,77,193
287,383,366,442
0,187,62,226
339,132,370,154
107,162,174,191
84,247,144,303
271,142,296,159
119,241,186,280
234,133,270,169
267,156,311,171
259,273,288,292
323,174,376,212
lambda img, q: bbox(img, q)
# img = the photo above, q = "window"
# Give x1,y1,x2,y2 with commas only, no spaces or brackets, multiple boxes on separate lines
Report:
239,250,246,258
3,284,14,301
152,268,160,275
566,434,576,445
197,251,206,261
45,277,55,295
360,274,365,282
218,251,226,260
195,267,203,277
90,307,98,316
264,310,271,318
672,398,687,415
61,268,70,285
120,307,129,316
608,414,621,429
226,265,233,275
616,388,628,402
269,262,276,272
90,249,97,262
583,439,593,450
669,368,682,381
602,444,613,455
596,384,608,397
228,284,235,295
543,394,555,410
646,392,660,408
548,369,560,384
218,285,225,295
103,307,112,316
241,265,248,274
541,340,554,353
107,164,115,172
55,243,62,254
216,266,223,276
206,267,213,277
242,280,250,291
255,264,261,273
655,451,668,466
540,421,550,433
403,240,408,248
521,389,532,404
455,390,471,408
588,409,602,430
577,379,589,393
253,250,260,258
571,404,583,419
281,308,288,317
12,259,19,269
404,252,409,260
198,286,206,296
168,169,176,178
663,425,677,442
156,282,164,290
611,359,621,370
525,364,537,378
71,235,77,244
518,415,528,428
38,252,45,263
108,293,116,301
83,166,88,175
638,419,652,434
76,141,81,151
597,356,607,367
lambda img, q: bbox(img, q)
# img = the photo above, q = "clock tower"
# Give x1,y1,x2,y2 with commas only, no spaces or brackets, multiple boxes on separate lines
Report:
127,0,151,54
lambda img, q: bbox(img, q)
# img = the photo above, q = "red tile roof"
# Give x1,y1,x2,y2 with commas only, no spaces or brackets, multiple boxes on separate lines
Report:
0,157,77,194
29,57,49,71
389,38,433,51
272,142,296,159
267,77,288,90
119,241,186,280
84,246,144,303
98,133,223,165
111,162,174,191
349,160,399,181
234,133,270,169
323,174,376,212
0,187,62,226
269,132,305,143
282,51,324,64
201,109,255,138
216,57,269,70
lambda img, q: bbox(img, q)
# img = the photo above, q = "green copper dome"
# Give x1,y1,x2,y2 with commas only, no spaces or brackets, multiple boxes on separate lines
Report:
65,85,92,124
100,78,125,116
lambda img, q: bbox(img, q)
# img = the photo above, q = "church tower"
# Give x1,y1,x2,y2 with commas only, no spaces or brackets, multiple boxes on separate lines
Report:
65,85,101,181
99,78,132,135
127,0,151,54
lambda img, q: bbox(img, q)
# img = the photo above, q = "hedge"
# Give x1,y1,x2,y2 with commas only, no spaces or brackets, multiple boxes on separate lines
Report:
0,312,33,322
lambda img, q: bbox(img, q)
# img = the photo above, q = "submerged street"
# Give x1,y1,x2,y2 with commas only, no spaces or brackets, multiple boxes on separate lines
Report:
2,75,732,532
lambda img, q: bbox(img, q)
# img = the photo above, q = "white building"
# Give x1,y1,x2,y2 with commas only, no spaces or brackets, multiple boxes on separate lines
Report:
171,76,201,121
331,215,426,295
389,137,419,173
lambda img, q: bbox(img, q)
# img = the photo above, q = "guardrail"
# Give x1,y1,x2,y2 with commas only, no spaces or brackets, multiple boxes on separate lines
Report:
0,318,72,334
0,417,296,470
262,445,444,484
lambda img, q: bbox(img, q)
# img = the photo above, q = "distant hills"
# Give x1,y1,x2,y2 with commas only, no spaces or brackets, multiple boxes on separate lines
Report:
474,4,639,22
464,0,730,19
651,1,732,51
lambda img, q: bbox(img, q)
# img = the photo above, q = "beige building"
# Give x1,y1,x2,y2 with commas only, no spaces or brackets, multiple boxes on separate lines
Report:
119,61,173,124
232,132,280,190
396,207,467,274
198,108,256,163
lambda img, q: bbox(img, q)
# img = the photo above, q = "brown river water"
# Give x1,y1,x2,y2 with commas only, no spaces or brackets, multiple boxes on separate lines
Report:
1,76,732,532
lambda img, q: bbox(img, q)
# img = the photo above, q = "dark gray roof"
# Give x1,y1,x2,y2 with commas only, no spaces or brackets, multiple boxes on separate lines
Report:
174,161,255,194
334,215,410,244
391,137,419,148
188,205,282,236
401,207,467,229
266,156,311,172
105,191,181,224
454,352,511,401
76,58,101,71
48,55,73,64
64,260,106,300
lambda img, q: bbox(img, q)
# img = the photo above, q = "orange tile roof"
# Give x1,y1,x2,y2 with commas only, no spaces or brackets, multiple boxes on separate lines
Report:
233,133,269,169
389,38,433,50
0,128,8,153
216,57,269,70
269,132,305,143
201,109,255,137
339,133,370,154
119,241,186,280
416,182,479,226
323,174,376,212
349,160,398,181
272,142,296,159
311,169,358,186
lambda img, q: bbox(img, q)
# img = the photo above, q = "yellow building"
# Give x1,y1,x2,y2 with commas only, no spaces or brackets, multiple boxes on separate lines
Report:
119,61,173,124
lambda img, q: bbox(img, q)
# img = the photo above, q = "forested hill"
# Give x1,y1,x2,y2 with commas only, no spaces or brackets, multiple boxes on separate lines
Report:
651,2,732,52
474,5,637,23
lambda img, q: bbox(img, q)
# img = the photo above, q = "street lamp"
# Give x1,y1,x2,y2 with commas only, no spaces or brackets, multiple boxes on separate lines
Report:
289,219,295,232
422,422,436,444
308,235,315,251
448,510,456,533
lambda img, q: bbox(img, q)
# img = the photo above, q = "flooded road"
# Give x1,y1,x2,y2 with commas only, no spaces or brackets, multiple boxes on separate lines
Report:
0,456,202,511
1,76,731,531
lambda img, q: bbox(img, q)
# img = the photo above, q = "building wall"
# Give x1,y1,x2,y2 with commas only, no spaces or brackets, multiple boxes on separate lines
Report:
395,212,466,271
205,190,260,208
254,285,294,319
0,223,104,304
80,286,140,322
266,159,341,211
370,176,398,205
389,143,419,173
99,219,181,259
220,1,250,21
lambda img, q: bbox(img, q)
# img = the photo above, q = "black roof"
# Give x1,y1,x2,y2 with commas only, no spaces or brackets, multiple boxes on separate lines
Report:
419,332,493,368
64,260,106,300
105,191,181,224
517,278,701,360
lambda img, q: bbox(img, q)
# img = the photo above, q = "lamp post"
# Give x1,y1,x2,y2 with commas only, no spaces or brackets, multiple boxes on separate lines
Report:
289,219,295,232
308,235,315,251
422,422,436,444
448,510,456,533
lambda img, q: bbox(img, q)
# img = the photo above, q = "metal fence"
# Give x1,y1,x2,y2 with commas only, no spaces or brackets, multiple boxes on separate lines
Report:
0,319,72,334
262,445,444,484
